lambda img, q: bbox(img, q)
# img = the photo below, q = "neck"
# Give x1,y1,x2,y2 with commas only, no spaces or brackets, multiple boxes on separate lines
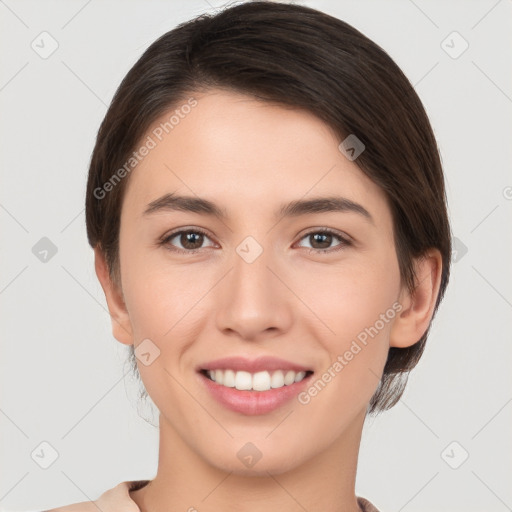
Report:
130,409,366,512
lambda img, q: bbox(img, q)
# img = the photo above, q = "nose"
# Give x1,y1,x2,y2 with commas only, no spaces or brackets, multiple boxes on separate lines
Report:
215,240,293,342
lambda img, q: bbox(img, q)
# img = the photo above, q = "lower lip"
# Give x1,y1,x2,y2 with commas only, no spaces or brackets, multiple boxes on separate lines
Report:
199,371,313,416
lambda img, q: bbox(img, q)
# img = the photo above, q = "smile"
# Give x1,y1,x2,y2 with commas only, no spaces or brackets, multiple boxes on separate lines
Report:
201,369,313,391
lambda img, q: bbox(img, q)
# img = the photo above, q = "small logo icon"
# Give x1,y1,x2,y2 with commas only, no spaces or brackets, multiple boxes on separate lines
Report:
31,31,59,59
452,237,468,263
31,441,59,469
135,338,161,366
236,236,263,264
338,134,365,161
237,442,263,468
441,31,469,59
32,237,58,263
441,441,469,469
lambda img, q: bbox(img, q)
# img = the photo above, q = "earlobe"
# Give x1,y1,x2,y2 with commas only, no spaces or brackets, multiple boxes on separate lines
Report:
93,246,133,346
389,249,443,349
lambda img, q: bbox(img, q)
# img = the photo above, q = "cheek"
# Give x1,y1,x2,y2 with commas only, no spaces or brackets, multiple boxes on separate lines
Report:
302,252,401,414
120,260,204,405
291,252,401,346
122,263,201,342
295,266,400,433
118,226,203,333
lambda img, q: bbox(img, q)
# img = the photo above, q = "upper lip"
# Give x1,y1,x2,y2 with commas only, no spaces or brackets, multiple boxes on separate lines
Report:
198,356,313,374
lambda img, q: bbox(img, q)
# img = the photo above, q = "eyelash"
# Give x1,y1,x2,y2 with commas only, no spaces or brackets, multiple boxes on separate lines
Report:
158,227,352,255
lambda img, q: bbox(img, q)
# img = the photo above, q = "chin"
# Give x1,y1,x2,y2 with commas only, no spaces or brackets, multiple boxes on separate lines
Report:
205,440,306,476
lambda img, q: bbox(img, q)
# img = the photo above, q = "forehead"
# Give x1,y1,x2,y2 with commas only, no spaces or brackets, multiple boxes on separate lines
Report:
121,89,390,225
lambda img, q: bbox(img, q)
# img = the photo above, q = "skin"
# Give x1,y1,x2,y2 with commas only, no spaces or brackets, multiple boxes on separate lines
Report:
94,89,442,512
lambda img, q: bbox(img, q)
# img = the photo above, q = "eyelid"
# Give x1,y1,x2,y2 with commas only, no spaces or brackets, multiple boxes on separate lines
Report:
293,227,352,253
296,226,353,244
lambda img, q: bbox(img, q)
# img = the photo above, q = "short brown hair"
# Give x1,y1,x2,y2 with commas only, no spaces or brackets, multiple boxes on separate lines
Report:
85,1,451,416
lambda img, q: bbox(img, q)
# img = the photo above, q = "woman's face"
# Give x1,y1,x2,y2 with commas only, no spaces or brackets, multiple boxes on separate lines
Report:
113,89,404,474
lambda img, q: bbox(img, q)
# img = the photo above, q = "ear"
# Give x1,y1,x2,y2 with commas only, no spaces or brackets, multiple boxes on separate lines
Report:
94,246,133,345
390,249,443,348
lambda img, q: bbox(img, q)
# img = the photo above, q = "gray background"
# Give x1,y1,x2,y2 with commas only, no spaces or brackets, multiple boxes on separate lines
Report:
1,0,511,511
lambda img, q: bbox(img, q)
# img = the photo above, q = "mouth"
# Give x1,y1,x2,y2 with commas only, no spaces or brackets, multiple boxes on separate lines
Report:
196,356,315,415
199,368,314,391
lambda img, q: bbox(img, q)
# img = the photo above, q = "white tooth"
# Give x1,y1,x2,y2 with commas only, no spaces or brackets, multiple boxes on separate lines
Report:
208,368,306,390
223,369,236,387
284,370,296,385
252,371,271,391
271,370,285,388
294,371,306,382
235,371,252,390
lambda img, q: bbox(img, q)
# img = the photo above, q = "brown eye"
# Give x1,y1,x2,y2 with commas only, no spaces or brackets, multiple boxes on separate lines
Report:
161,229,215,253
178,231,204,250
297,229,351,254
309,232,333,249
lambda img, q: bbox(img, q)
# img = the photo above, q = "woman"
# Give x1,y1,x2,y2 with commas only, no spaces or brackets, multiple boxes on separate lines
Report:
48,1,451,511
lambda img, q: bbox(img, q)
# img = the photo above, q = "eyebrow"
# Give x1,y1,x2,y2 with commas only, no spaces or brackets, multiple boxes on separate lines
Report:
143,193,374,224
